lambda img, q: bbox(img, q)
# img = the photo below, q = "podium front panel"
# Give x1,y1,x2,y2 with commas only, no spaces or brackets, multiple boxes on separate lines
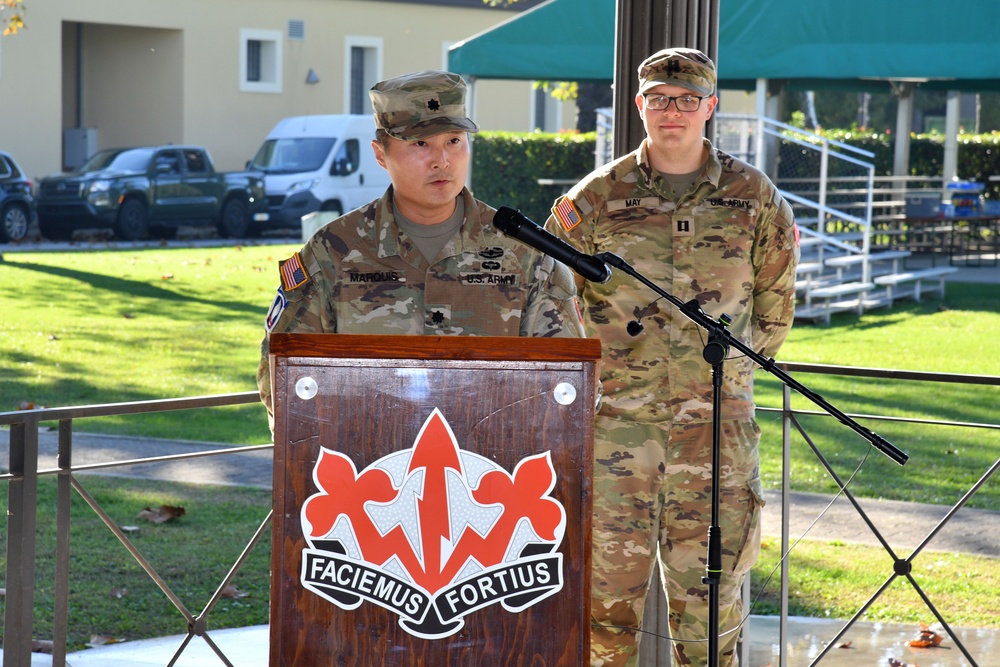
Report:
269,335,597,666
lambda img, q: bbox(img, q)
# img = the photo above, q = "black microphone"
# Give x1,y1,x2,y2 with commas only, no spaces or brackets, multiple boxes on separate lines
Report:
492,206,611,283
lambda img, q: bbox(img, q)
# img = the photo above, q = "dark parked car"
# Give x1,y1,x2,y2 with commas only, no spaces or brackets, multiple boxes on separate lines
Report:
36,145,269,241
0,150,35,243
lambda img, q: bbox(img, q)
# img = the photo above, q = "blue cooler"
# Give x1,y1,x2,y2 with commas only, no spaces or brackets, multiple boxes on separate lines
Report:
904,191,941,218
947,181,985,216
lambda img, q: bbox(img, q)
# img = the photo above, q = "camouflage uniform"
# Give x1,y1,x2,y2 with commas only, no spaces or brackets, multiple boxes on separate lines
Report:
545,136,798,665
258,185,584,424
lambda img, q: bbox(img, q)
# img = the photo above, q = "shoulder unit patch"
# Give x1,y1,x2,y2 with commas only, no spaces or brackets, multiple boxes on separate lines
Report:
279,252,309,291
552,196,582,232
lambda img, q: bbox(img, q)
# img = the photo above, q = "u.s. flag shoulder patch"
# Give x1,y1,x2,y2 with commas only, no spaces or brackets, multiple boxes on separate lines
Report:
552,196,582,232
279,252,309,291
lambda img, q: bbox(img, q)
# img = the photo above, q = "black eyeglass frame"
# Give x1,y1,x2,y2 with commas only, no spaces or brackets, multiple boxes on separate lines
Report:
641,93,713,112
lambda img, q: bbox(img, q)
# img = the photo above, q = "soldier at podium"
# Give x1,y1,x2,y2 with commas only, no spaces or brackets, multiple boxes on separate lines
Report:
257,69,585,429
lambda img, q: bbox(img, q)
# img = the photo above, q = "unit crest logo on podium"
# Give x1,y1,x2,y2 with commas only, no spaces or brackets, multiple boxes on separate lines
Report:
298,408,567,639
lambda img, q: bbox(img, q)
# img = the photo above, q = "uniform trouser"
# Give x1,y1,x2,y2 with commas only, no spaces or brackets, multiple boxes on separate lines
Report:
589,415,764,667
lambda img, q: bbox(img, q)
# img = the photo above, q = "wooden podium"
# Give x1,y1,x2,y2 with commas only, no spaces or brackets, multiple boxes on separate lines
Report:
268,333,600,666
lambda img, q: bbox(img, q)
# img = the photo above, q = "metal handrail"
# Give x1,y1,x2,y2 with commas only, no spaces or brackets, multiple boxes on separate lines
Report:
637,363,1000,667
1,392,267,667
769,362,1000,667
4,369,1000,667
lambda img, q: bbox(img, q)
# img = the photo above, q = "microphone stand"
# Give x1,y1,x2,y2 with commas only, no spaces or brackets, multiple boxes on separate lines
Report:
594,251,908,667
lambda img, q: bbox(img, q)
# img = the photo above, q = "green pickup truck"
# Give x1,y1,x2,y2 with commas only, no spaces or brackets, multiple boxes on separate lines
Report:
37,145,271,241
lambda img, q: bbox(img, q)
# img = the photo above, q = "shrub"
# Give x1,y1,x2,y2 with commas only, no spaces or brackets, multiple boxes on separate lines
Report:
471,131,597,223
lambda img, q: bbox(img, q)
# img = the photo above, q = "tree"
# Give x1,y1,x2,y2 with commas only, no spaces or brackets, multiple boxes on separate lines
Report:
1,0,26,36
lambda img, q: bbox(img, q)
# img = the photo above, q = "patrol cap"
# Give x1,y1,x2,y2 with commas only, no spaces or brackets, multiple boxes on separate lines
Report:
369,70,479,141
637,48,716,96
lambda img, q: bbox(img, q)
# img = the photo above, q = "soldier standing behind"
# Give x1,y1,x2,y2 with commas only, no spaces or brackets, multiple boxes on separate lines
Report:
544,49,799,666
258,69,584,429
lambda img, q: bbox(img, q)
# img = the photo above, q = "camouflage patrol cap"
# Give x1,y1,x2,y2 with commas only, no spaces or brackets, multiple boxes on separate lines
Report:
369,70,479,141
637,48,716,96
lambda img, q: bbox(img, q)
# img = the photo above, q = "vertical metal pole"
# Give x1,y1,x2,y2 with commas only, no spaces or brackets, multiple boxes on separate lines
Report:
754,79,768,171
819,141,829,234
4,417,40,667
53,420,74,667
780,383,792,667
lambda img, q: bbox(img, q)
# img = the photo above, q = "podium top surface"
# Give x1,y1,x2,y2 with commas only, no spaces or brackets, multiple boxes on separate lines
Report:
270,333,601,363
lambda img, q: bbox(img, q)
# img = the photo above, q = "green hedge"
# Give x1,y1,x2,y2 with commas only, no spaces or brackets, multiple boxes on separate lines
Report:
471,131,598,223
471,129,1000,218
786,130,1000,199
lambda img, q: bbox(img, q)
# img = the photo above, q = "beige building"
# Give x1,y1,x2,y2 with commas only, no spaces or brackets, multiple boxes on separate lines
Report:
0,0,576,181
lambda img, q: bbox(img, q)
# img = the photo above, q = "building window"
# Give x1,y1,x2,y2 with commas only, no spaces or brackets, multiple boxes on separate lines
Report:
247,41,262,82
344,37,383,115
240,29,282,94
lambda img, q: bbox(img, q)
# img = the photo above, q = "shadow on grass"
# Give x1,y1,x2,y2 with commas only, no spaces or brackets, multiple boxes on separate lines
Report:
3,259,263,317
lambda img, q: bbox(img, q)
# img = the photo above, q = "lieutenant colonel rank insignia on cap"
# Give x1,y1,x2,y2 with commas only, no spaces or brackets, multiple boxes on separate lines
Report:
553,196,582,232
279,252,309,291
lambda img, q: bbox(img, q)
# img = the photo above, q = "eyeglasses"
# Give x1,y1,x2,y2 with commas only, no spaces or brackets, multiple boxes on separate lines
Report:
642,93,711,112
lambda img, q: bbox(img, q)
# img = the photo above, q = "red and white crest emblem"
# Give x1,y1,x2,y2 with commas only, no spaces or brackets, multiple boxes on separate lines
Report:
299,408,566,638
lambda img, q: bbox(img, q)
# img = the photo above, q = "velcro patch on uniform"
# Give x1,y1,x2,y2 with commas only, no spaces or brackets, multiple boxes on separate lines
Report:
674,218,695,237
552,196,583,231
344,270,405,283
265,287,288,332
426,305,452,328
705,197,755,210
460,272,520,285
279,252,309,291
607,197,660,212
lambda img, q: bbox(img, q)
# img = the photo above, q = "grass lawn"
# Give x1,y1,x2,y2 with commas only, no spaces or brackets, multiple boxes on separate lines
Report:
4,475,273,651
1,245,282,444
755,283,1000,513
2,246,1000,642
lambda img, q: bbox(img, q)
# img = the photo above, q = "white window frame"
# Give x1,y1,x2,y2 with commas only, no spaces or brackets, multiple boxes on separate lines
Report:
240,28,282,94
343,36,383,115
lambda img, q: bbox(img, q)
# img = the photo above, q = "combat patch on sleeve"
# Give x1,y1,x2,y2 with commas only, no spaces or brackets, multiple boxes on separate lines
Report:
552,196,582,232
279,252,309,291
265,287,288,332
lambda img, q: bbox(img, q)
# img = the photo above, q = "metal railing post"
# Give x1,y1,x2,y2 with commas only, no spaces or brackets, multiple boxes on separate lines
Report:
3,417,40,667
52,420,74,667
779,383,792,667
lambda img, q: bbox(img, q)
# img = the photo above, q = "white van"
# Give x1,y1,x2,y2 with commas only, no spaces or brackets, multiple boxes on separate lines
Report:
248,115,391,229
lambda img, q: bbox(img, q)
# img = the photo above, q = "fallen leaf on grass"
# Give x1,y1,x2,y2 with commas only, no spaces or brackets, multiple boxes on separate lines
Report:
161,273,174,280
138,505,186,523
87,634,126,648
109,586,128,599
908,621,944,648
221,584,250,599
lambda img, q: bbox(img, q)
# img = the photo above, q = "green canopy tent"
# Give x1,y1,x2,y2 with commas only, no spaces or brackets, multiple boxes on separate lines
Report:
449,0,1000,92
448,0,1000,175
447,0,615,82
